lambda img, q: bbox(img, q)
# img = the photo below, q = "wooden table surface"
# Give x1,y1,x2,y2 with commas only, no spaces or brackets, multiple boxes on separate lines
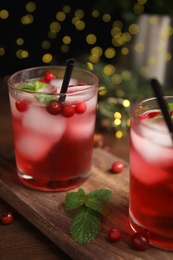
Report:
4,77,168,259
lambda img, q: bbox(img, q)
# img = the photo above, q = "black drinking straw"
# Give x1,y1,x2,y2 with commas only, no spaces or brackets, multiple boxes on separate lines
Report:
151,79,173,135
59,59,75,103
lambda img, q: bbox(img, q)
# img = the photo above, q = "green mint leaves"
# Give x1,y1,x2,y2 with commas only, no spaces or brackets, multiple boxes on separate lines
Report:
17,80,48,92
17,80,56,104
65,189,112,244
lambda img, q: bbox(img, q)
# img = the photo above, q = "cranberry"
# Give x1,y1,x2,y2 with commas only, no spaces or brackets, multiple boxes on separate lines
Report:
46,100,62,115
44,72,55,83
131,232,149,250
0,211,13,225
15,100,28,112
75,102,87,114
111,161,124,173
62,105,75,117
108,228,121,242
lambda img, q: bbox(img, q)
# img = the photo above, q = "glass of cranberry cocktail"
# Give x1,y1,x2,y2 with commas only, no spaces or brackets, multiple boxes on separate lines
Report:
8,65,98,191
130,97,173,250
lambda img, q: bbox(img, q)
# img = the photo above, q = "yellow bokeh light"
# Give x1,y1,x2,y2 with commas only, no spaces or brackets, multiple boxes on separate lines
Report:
89,54,99,63
86,34,97,45
50,21,61,33
92,10,99,17
61,44,69,53
25,2,36,12
122,99,130,107
134,43,145,53
102,13,111,22
133,3,144,14
41,40,51,50
121,47,129,55
147,56,158,66
116,89,124,97
114,118,121,126
98,86,107,96
105,48,116,59
129,24,139,35
63,5,71,13
62,36,71,44
114,112,121,119
112,20,123,29
121,70,131,81
75,20,85,30
103,64,115,76
16,38,24,45
48,31,57,39
115,131,123,138
16,49,29,59
111,74,122,85
149,16,158,25
0,48,5,56
86,62,93,70
42,53,53,63
75,9,84,19
0,9,9,19
21,14,34,25
139,66,149,77
165,52,172,61
56,11,66,22
91,46,103,57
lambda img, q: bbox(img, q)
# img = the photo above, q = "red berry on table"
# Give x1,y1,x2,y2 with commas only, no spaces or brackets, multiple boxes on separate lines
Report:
62,105,75,117
111,161,124,173
0,211,14,225
108,228,121,242
46,100,62,115
75,102,87,114
44,72,55,83
131,232,149,250
15,100,28,112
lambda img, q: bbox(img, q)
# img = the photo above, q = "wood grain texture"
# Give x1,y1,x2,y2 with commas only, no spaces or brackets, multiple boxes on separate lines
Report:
0,148,172,260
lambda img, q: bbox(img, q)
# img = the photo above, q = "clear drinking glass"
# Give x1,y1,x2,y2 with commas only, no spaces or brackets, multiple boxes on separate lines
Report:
129,96,173,250
8,66,98,191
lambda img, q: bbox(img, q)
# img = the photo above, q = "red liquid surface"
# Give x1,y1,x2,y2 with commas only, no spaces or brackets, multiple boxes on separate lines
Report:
130,111,173,249
9,81,97,191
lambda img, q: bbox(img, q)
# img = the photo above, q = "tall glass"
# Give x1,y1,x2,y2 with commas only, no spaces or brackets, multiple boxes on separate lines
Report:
8,66,98,191
129,97,173,250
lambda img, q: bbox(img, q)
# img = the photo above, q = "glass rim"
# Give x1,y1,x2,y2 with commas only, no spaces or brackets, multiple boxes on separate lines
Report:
131,96,173,135
7,65,99,95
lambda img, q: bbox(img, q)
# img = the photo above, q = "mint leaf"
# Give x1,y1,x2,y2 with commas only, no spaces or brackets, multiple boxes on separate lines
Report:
17,80,48,92
17,83,35,91
65,189,86,210
168,103,173,111
32,81,47,91
70,207,101,244
35,94,56,104
85,189,112,216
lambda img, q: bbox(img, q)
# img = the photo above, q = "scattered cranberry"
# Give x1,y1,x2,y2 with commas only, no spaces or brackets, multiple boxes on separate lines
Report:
44,72,55,83
62,105,75,117
0,211,13,225
46,100,62,115
15,100,28,112
108,228,122,242
131,232,149,251
75,102,87,114
111,161,124,173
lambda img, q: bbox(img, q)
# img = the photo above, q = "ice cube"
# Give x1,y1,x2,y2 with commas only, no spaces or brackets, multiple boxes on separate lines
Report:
65,114,95,139
16,132,54,161
50,78,78,94
131,128,173,168
22,106,66,139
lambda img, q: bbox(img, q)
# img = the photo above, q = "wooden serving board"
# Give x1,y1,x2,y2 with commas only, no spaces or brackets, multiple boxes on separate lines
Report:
0,148,172,260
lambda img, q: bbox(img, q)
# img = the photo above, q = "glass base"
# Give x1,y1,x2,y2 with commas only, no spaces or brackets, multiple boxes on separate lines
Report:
129,212,173,251
17,169,89,192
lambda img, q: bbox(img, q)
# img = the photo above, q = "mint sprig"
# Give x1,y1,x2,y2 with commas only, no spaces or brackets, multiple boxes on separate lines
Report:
65,188,112,244
17,80,56,104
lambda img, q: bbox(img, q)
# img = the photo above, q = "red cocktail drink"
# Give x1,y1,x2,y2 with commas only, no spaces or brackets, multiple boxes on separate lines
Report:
130,97,173,250
8,66,98,191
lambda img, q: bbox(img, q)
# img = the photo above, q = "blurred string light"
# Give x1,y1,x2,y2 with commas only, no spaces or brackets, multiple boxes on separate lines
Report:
0,0,169,137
